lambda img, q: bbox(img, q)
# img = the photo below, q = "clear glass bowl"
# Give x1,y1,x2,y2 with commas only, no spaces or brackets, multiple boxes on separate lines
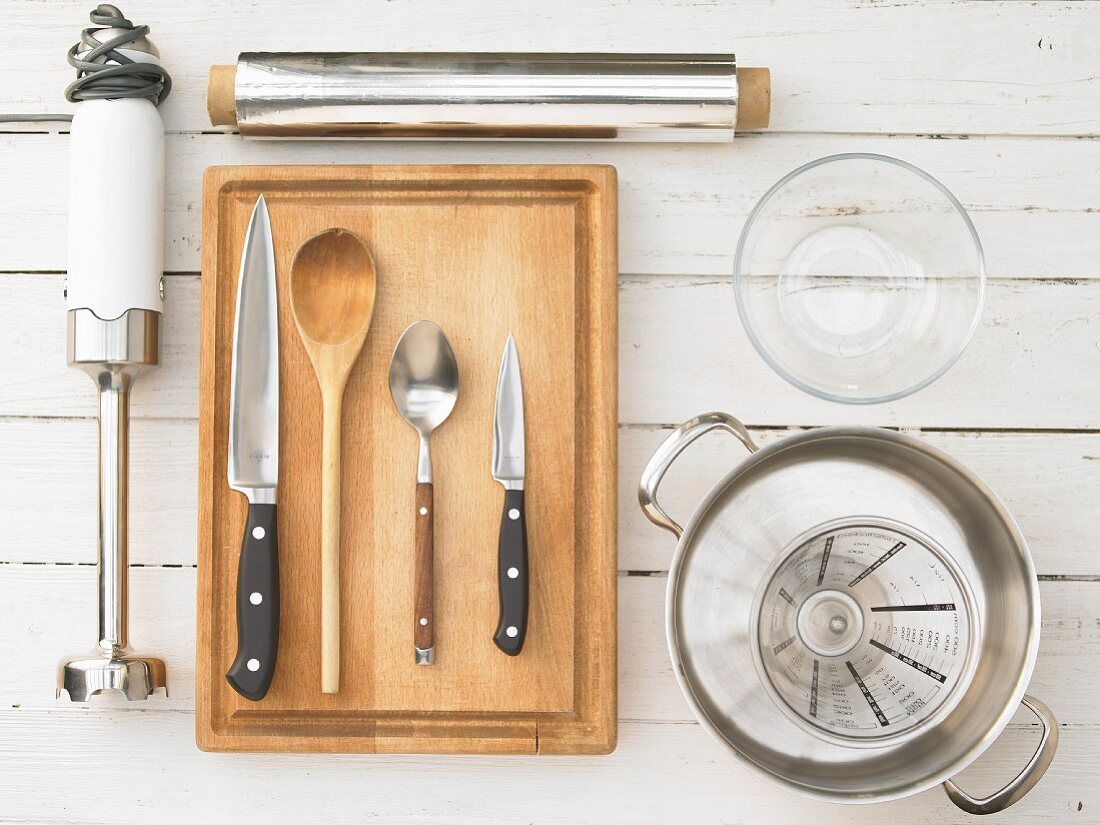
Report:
734,153,985,404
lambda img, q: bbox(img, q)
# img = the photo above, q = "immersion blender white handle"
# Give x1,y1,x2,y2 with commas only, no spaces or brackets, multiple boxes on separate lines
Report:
66,96,165,319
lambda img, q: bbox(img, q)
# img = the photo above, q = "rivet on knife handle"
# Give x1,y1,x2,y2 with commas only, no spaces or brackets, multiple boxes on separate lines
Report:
493,489,528,655
226,503,280,700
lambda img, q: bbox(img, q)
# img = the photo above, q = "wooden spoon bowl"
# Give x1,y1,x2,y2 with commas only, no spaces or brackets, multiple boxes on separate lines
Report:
291,229,377,347
289,228,377,694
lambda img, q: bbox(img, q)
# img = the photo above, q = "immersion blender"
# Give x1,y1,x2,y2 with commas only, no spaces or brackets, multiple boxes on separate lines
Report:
58,4,172,701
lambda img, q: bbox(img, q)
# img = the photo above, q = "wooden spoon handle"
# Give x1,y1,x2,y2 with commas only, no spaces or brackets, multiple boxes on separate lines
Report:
321,394,342,693
414,482,434,664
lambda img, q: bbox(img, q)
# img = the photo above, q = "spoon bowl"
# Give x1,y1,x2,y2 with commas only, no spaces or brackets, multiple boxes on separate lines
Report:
290,229,377,347
389,321,459,436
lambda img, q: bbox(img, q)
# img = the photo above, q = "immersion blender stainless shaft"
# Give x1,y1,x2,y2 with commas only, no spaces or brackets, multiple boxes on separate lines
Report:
96,368,139,654
98,380,128,653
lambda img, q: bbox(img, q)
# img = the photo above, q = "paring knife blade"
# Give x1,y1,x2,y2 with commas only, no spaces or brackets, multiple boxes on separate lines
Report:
492,334,528,655
225,194,280,701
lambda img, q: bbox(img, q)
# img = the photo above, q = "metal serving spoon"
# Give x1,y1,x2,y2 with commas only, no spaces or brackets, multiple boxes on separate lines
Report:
388,320,459,665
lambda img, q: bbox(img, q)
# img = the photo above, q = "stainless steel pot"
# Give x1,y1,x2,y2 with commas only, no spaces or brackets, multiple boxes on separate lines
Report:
639,412,1058,814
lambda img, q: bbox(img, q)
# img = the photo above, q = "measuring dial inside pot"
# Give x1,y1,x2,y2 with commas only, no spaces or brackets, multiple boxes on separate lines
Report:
755,519,976,740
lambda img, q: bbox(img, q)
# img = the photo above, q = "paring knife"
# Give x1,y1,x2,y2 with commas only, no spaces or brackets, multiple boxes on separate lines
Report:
226,195,280,701
492,334,528,655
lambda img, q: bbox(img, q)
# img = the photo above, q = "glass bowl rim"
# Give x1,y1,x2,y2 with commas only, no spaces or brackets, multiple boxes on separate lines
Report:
733,152,987,405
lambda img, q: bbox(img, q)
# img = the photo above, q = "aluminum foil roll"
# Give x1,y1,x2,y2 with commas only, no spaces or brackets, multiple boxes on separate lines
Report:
214,52,768,141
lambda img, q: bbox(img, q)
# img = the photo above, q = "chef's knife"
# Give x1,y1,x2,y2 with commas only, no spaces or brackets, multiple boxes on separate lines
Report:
492,334,528,655
226,195,280,701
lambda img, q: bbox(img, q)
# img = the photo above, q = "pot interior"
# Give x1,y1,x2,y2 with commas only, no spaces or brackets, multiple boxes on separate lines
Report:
669,428,1039,802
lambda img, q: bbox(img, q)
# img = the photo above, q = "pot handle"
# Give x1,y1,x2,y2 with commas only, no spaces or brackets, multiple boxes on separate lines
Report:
943,695,1059,815
639,412,758,539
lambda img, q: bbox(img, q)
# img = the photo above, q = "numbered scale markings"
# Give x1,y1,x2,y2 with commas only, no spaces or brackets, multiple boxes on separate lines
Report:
756,520,975,740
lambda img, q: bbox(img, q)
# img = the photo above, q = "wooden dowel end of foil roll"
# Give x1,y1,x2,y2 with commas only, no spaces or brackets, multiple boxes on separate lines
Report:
208,65,237,127
206,63,771,133
735,67,771,131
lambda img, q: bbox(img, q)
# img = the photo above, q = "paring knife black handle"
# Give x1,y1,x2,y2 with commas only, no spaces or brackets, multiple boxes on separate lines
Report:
226,503,280,701
493,489,528,656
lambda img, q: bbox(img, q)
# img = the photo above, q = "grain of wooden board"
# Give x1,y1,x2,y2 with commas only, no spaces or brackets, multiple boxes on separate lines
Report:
4,133,1100,277
3,566,1096,728
0,708,1093,824
7,1,1097,137
5,418,1099,578
5,273,1098,430
5,2,1098,821
196,165,617,753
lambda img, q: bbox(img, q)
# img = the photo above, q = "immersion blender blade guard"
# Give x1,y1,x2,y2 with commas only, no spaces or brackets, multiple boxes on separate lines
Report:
58,4,172,701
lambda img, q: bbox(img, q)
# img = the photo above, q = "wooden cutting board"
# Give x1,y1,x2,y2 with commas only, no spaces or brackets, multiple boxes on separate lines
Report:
196,165,617,754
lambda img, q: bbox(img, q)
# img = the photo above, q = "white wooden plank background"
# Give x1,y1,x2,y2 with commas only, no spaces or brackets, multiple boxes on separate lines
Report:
1,1,1098,823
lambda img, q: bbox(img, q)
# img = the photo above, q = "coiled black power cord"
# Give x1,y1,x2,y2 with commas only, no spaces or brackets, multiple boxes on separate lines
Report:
0,4,172,124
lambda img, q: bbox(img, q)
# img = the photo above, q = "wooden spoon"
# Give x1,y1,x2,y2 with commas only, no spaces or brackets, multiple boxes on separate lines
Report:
289,228,377,694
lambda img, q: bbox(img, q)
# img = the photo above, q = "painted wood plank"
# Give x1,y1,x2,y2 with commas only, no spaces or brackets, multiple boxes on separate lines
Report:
0,416,198,567
618,576,1100,727
4,416,1099,576
4,273,1097,429
2,0,1096,819
0,272,200,420
6,1,1098,137
2,132,1098,276
0,707,1090,824
3,564,1096,729
619,426,1100,577
620,275,1100,429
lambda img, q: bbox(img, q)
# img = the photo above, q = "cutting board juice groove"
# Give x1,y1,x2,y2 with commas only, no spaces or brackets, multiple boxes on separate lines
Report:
197,165,617,754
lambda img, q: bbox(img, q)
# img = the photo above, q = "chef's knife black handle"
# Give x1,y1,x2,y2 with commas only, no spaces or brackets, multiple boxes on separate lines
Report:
226,502,280,701
493,489,528,656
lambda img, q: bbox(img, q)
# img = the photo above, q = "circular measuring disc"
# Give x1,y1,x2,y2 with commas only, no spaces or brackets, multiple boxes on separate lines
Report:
755,518,977,741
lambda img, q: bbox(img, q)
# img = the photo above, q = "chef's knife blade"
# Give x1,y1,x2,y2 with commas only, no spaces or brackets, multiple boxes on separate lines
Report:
225,194,280,701
492,334,528,655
